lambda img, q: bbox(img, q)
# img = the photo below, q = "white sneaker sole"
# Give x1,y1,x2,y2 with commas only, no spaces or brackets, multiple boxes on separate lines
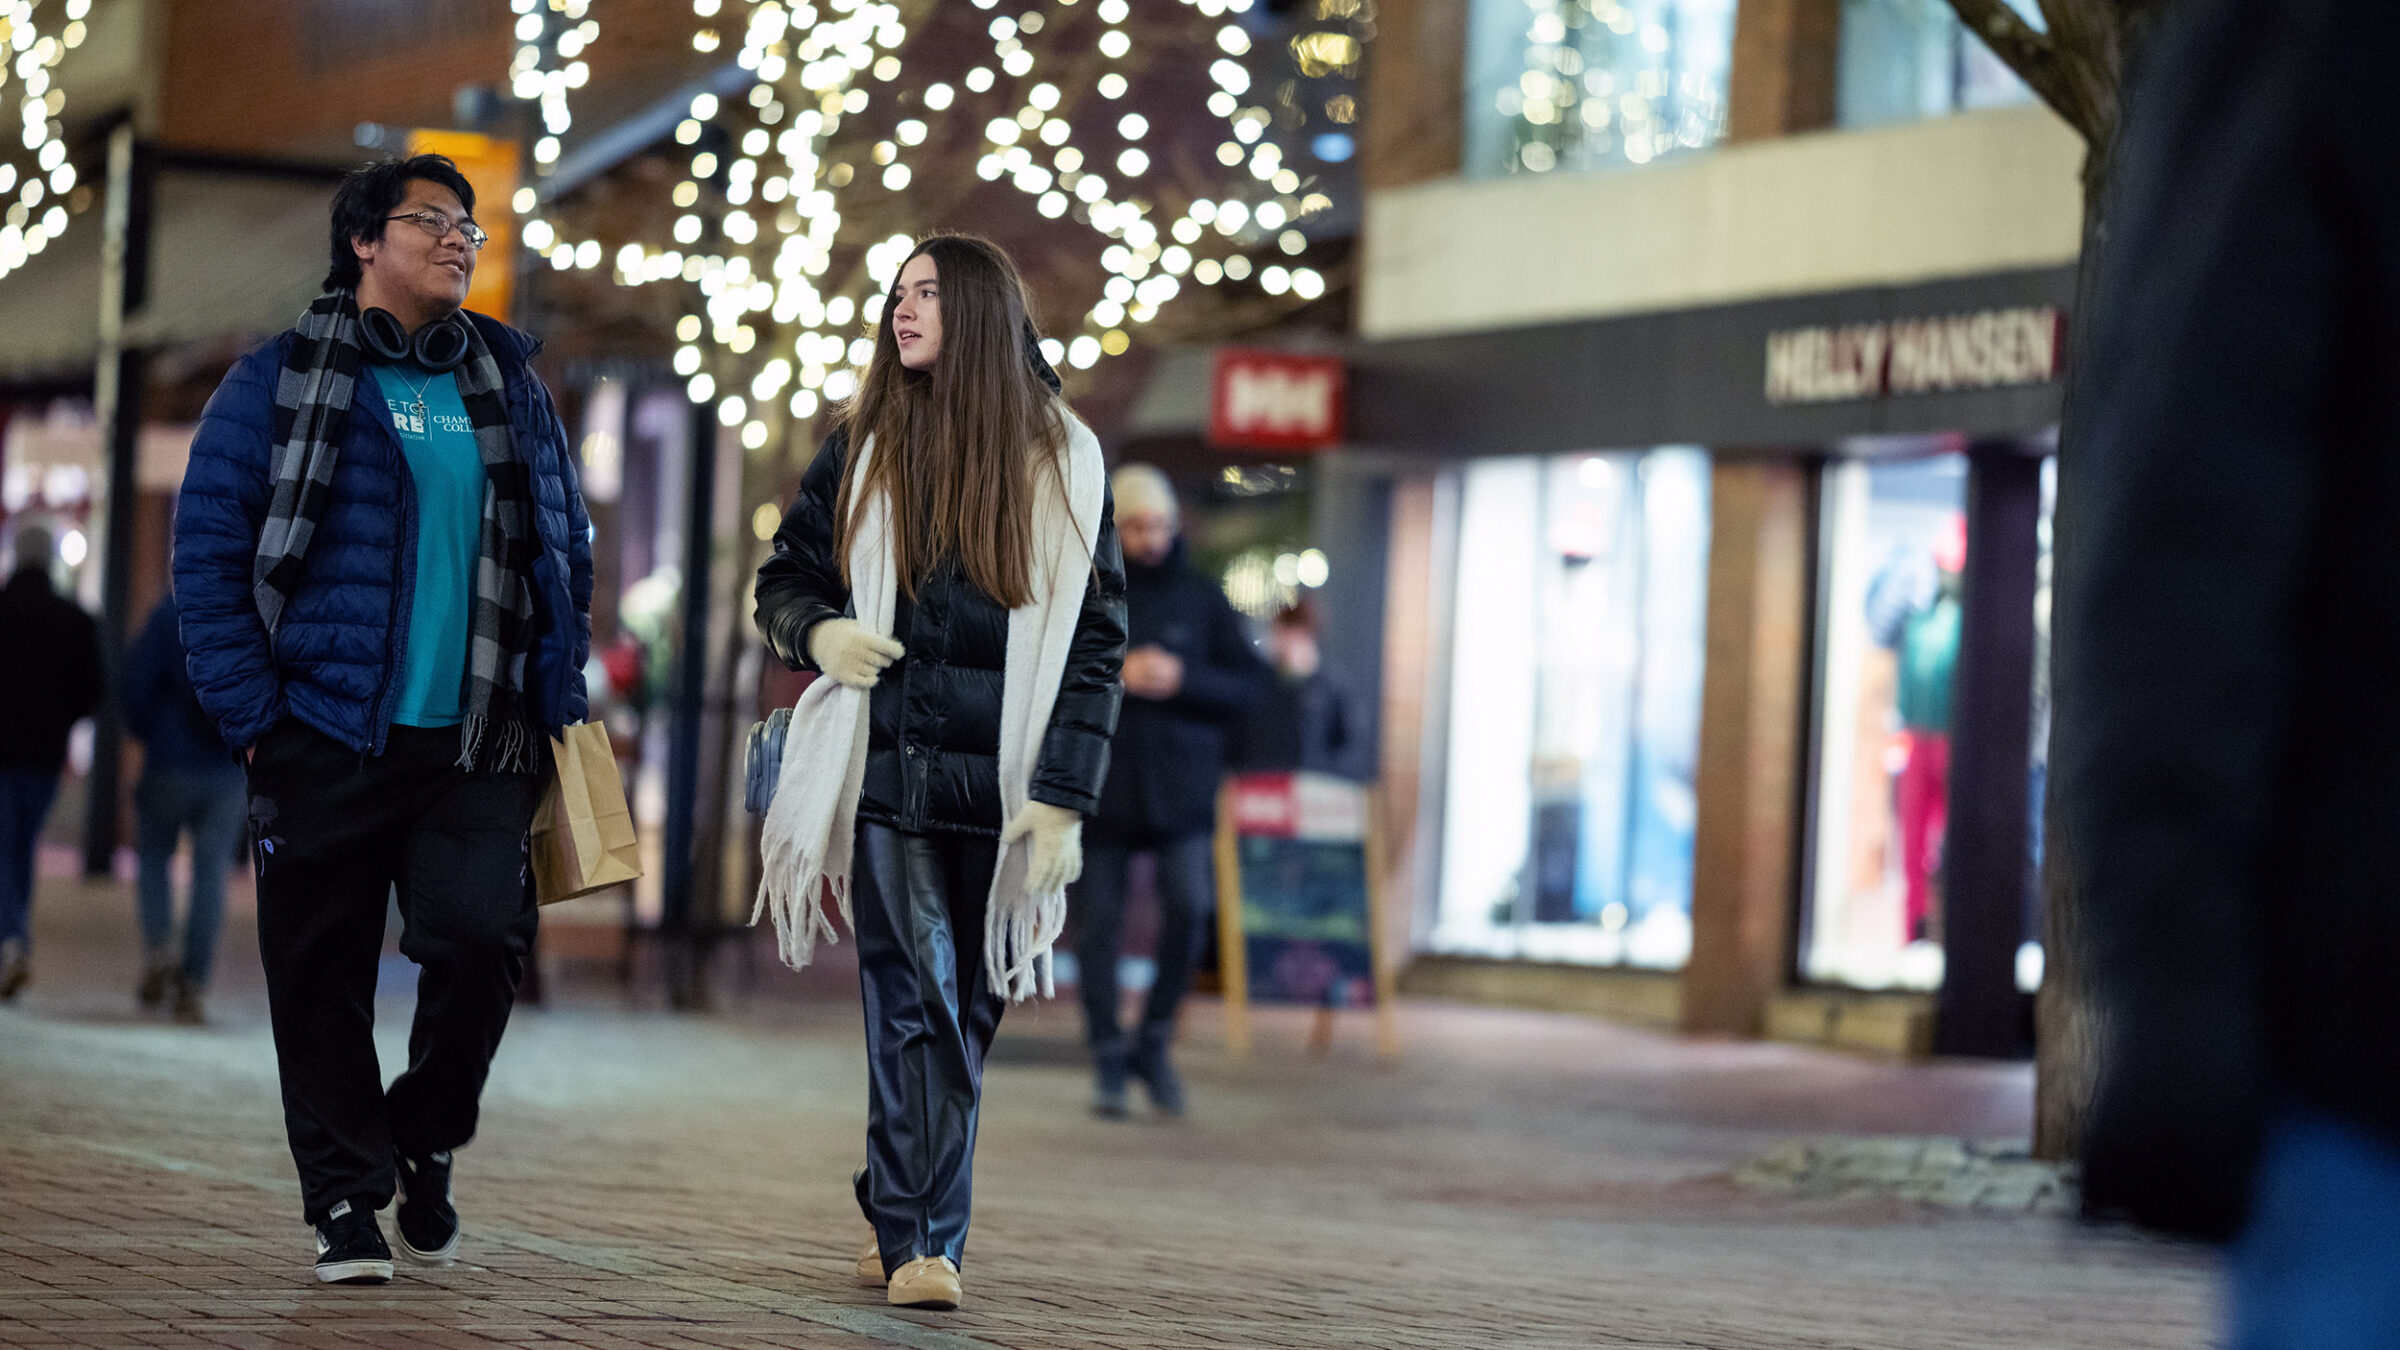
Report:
397,1228,461,1267
314,1258,394,1284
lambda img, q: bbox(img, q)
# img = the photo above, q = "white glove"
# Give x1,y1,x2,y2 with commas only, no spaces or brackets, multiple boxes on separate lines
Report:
1002,801,1084,894
807,618,905,690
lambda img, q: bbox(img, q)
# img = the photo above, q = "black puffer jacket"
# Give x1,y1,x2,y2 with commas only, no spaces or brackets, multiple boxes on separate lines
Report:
1095,540,1271,838
754,425,1128,837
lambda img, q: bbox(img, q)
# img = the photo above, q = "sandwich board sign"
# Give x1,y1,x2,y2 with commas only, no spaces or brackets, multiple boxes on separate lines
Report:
1213,771,1398,1058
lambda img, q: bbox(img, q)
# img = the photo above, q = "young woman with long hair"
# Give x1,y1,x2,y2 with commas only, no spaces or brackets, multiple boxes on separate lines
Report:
752,234,1127,1311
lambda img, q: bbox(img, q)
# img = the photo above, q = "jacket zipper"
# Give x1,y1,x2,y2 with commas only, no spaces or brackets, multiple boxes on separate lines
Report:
368,400,415,757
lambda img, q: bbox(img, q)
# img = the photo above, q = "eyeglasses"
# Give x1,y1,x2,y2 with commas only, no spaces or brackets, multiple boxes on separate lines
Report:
385,210,489,250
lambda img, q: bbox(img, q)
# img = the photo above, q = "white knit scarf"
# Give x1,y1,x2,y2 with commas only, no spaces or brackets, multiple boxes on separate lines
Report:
753,412,1107,1001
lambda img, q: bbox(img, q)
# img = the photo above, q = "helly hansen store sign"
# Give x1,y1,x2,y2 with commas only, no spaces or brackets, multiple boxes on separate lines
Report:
1764,307,2064,405
1210,349,1346,452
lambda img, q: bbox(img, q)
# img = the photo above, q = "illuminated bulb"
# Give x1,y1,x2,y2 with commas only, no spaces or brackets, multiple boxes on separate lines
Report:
925,84,955,110
1098,73,1128,98
1118,114,1148,139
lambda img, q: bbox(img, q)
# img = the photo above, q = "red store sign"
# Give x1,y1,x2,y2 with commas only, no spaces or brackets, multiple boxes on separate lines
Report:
1208,348,1347,452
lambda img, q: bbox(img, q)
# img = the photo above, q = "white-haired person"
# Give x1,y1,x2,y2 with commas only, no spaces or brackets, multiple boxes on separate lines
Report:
1070,463,1270,1118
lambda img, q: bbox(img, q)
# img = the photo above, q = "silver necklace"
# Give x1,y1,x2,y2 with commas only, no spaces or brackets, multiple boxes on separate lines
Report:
389,364,436,431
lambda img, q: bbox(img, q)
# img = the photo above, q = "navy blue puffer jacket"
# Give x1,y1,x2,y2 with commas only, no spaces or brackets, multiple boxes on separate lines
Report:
173,313,592,755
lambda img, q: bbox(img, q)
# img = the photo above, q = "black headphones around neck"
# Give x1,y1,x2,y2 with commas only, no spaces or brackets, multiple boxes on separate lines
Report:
361,307,472,374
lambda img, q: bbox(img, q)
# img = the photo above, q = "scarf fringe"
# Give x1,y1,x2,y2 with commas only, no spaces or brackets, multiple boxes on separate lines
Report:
752,790,849,970
456,713,539,774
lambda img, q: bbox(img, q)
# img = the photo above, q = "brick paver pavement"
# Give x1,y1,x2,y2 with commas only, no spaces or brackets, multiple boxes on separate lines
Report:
2,858,2212,1348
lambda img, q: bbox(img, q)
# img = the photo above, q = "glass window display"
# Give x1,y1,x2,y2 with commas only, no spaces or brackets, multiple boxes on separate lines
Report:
1434,449,1711,967
1835,0,2036,130
1804,453,1967,990
2018,455,2056,994
1465,0,1738,178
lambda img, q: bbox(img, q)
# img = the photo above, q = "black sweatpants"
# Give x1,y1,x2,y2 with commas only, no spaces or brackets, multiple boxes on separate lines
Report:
852,821,1004,1276
246,720,544,1225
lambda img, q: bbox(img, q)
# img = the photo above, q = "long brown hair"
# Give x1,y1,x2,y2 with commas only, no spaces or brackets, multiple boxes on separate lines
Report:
834,233,1067,609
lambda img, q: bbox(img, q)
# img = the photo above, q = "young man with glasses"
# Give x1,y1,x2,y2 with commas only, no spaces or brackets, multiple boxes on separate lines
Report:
174,154,592,1284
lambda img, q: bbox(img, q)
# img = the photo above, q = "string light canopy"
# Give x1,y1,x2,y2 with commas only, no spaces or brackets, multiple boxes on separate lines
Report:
521,0,1364,460
506,0,597,255
0,0,90,280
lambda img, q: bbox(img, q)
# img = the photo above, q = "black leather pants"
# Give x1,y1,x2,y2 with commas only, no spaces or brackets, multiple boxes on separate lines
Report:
852,821,1004,1276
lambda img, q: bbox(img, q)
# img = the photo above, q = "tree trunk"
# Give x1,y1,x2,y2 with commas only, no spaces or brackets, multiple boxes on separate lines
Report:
2030,126,2117,1164
1943,0,2175,1166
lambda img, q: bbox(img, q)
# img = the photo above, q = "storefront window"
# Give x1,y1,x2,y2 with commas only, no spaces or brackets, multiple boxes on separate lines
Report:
2018,455,2056,994
1465,0,1737,178
1804,453,1967,990
1434,449,1711,966
1836,0,2037,129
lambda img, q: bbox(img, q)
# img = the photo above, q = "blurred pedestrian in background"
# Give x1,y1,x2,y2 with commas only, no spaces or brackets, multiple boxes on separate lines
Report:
2059,0,2400,1343
1231,599,1356,777
753,234,1124,1311
122,592,247,1024
0,522,103,1001
175,153,592,1286
1073,464,1270,1118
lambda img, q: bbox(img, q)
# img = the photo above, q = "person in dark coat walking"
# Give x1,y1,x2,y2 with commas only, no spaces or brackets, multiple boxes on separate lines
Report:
0,522,103,1000
123,592,248,1024
753,234,1125,1312
174,154,592,1286
1073,463,1269,1117
2058,0,2400,1340
1231,599,1357,778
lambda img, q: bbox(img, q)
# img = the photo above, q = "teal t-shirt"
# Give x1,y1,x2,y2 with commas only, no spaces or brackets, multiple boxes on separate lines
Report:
372,359,482,728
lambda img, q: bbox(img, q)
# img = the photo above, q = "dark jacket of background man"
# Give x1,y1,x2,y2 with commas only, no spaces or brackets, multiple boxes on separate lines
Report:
0,559,103,772
2059,0,2400,1241
1093,538,1271,838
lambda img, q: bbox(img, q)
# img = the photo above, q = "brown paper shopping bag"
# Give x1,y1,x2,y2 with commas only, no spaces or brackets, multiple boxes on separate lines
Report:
532,721,643,905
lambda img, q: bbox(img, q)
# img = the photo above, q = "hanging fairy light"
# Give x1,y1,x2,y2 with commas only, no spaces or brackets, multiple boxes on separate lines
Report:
508,0,606,269
575,0,1361,460
0,0,90,281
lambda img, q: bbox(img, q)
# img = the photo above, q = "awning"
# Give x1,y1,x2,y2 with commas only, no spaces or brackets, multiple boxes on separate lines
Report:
0,165,332,383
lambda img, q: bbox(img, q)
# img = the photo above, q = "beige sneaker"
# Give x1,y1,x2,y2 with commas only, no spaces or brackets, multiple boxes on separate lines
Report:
885,1254,961,1310
854,1236,884,1288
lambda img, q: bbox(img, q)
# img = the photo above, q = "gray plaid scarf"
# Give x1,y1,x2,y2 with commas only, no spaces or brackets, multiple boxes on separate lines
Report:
256,290,542,773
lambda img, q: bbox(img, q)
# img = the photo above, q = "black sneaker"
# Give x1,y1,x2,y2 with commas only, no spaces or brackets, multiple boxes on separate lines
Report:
313,1199,393,1284
1092,1041,1130,1119
395,1151,460,1265
1129,1027,1186,1116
